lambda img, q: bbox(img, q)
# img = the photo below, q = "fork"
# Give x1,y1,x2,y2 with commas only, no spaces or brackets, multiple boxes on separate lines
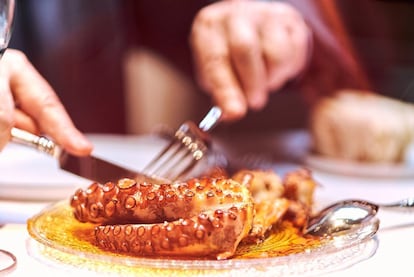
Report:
143,106,222,181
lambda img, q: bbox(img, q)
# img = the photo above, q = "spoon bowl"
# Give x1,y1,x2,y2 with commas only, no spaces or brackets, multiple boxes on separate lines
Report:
305,197,414,237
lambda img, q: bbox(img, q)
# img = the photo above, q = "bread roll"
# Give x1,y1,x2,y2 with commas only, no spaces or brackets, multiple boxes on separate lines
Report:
310,89,414,163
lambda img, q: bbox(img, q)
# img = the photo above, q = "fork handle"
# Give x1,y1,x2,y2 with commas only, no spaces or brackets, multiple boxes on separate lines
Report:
198,106,222,132
10,127,57,157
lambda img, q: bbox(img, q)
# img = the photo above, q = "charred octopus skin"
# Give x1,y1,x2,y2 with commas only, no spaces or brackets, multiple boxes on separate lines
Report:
70,169,316,260
70,177,254,260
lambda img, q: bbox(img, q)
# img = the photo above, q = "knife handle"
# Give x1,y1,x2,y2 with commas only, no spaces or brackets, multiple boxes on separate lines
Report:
10,127,58,157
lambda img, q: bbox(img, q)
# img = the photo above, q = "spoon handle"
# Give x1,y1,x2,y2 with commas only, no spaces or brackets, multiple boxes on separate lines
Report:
380,198,414,212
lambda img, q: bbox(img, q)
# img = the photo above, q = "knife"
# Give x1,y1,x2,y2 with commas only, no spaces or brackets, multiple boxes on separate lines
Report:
10,127,166,184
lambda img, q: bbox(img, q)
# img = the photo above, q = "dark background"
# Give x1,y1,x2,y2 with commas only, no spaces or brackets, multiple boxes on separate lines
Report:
8,0,414,134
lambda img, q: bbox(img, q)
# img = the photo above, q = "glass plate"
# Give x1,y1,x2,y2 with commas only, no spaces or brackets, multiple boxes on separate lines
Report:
26,201,379,276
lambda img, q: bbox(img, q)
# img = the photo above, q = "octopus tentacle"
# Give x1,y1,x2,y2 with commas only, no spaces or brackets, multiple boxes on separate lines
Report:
232,169,289,243
282,168,317,228
95,203,252,260
70,169,317,260
71,177,251,224
231,169,316,243
70,177,254,259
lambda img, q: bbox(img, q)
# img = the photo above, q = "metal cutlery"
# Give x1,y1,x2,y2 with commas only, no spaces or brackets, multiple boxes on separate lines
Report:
142,106,222,181
10,127,164,184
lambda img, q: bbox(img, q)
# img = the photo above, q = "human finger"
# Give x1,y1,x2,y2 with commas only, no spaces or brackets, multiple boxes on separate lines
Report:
227,14,268,110
13,108,38,133
190,8,247,121
3,49,93,155
261,5,310,91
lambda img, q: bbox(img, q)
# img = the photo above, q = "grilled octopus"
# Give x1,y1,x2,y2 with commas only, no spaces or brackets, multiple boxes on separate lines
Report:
70,168,316,260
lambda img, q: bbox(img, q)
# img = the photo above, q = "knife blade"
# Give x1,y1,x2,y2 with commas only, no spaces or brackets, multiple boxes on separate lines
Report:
10,127,166,184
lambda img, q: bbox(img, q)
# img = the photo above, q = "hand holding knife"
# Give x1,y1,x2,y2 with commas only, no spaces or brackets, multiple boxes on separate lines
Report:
10,127,166,184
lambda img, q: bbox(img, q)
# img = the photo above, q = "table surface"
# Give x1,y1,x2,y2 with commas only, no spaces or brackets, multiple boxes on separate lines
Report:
1,131,414,276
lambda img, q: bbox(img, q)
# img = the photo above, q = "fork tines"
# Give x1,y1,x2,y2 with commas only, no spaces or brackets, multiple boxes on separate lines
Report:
143,121,209,181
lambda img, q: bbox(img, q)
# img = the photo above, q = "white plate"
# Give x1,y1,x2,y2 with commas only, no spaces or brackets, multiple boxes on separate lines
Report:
0,134,169,201
305,154,414,178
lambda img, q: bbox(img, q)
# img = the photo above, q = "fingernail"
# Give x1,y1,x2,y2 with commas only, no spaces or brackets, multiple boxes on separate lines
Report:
249,95,267,110
226,101,246,120
74,133,93,152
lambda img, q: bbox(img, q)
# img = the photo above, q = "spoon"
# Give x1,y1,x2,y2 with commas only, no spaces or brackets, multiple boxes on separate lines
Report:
304,197,414,237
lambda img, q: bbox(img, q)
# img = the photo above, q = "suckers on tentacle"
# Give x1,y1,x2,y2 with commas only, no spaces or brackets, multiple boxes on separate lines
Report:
70,176,254,260
69,168,316,260
95,203,252,260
